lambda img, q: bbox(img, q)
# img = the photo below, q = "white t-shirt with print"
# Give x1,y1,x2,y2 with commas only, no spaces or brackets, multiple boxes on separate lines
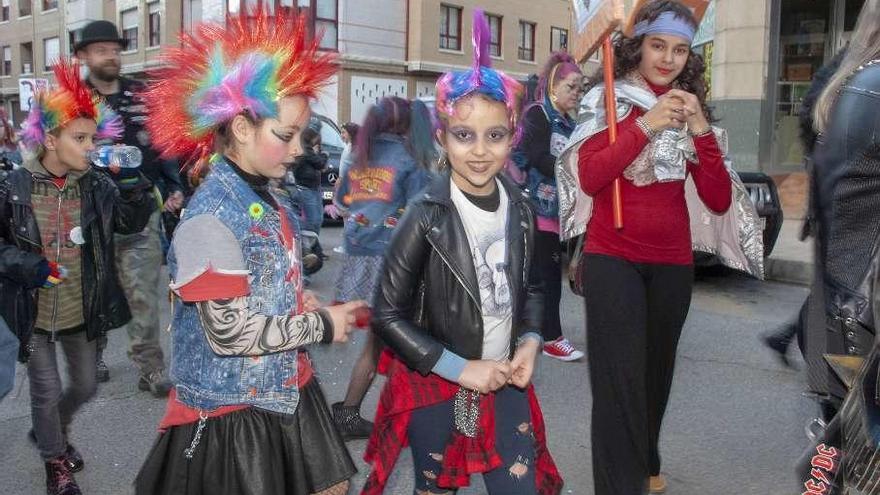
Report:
449,178,512,362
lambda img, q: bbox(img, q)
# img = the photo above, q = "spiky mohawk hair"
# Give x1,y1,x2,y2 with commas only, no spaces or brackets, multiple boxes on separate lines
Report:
435,9,524,140
19,58,123,153
144,8,337,170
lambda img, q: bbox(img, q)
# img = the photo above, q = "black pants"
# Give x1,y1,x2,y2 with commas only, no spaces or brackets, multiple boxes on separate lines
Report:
534,230,563,341
583,254,693,495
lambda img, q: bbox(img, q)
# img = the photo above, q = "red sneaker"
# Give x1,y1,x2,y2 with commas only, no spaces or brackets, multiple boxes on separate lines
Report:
542,337,584,362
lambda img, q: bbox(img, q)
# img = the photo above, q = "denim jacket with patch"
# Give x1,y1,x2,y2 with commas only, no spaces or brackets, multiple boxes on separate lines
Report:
168,160,302,414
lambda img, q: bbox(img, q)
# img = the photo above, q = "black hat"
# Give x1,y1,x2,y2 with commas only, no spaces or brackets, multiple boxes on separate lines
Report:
74,20,128,53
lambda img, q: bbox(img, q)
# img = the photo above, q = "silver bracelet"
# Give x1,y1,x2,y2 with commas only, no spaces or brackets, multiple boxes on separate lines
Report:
635,117,657,139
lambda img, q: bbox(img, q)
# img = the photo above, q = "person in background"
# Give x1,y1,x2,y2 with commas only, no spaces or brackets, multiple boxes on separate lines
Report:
0,58,152,495
0,109,22,167
134,10,363,495
75,20,181,394
760,47,847,369
329,96,431,440
802,0,880,421
339,121,359,177
514,52,585,362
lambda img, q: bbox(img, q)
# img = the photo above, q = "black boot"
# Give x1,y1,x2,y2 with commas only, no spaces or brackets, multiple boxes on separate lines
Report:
63,444,84,473
29,430,83,472
331,402,374,440
762,324,796,368
45,456,81,495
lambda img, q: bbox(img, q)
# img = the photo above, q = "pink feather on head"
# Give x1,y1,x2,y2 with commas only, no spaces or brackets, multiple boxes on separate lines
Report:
470,9,492,87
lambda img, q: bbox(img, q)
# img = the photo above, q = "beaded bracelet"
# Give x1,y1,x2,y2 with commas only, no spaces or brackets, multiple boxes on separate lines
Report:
635,117,657,139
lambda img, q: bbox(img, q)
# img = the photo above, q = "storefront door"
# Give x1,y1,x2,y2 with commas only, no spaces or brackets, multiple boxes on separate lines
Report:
770,0,865,169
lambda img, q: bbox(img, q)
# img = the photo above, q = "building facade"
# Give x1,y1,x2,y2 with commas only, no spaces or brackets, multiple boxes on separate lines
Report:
1,0,572,130
0,0,182,124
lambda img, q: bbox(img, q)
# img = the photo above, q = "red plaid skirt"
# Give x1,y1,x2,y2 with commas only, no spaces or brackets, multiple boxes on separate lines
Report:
361,350,563,494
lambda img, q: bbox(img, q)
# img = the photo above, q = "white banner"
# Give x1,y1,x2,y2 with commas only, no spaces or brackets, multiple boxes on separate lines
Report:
18,78,50,112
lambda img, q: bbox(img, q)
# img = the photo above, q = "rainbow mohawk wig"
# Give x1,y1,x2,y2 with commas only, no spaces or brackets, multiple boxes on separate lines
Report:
435,10,524,135
144,8,337,169
19,58,122,153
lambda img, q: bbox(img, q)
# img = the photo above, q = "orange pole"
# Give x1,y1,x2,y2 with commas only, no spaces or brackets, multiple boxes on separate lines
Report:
602,37,623,230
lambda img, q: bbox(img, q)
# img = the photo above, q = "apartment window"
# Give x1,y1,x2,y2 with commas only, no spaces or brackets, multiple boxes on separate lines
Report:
20,42,32,73
486,14,502,58
1,0,10,22
551,26,568,52
439,4,462,51
314,0,337,50
19,0,31,17
68,29,82,55
184,0,202,33
518,21,535,61
1,46,10,76
42,0,57,11
122,8,139,51
43,37,59,71
148,2,161,47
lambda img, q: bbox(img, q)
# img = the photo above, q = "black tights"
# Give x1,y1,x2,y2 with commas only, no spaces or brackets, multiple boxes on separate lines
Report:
583,254,693,495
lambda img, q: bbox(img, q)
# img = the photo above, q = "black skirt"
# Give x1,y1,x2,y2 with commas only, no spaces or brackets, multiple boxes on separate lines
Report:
135,379,357,495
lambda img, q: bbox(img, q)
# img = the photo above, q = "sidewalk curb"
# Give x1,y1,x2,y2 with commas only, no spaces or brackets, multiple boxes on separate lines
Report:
765,256,813,286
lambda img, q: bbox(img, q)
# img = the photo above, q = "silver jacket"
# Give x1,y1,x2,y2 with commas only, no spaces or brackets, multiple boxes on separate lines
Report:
556,81,764,279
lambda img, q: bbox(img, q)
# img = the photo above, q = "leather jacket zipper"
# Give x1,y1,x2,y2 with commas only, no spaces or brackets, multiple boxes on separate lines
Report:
49,181,64,342
426,233,480,307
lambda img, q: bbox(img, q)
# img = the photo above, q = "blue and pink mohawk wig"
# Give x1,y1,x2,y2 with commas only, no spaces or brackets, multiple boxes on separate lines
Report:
19,58,123,155
435,10,524,138
143,8,337,171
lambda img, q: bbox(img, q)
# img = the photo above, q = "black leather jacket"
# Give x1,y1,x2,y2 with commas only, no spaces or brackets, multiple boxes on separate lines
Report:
812,62,880,360
0,162,153,361
372,173,544,375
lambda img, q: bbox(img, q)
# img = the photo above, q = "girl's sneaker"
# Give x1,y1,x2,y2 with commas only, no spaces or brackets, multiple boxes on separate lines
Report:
542,337,584,362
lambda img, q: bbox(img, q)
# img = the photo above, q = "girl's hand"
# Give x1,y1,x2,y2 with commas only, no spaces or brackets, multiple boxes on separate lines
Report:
459,360,512,394
666,89,711,134
641,93,687,133
324,301,368,343
302,290,321,312
509,339,540,389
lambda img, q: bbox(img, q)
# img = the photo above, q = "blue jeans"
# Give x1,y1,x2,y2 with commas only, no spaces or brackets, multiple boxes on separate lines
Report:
0,317,17,400
294,186,323,235
407,386,539,495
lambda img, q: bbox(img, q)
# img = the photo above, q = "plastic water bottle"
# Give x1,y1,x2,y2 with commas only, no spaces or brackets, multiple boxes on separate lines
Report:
89,145,143,169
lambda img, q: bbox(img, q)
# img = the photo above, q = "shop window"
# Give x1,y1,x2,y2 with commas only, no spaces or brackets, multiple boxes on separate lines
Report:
772,0,831,167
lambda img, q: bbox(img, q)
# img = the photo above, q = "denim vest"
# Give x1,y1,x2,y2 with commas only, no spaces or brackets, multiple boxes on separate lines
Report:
168,160,302,414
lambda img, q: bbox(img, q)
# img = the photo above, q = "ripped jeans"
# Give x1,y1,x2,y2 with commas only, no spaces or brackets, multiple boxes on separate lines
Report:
407,386,538,495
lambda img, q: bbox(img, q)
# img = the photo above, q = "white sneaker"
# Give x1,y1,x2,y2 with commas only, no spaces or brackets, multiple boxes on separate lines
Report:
542,337,585,362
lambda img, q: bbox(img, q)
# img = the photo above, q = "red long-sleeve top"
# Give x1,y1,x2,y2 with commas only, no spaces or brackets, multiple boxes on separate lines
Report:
577,86,732,265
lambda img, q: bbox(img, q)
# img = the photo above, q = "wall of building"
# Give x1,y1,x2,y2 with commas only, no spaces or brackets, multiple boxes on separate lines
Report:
710,0,773,171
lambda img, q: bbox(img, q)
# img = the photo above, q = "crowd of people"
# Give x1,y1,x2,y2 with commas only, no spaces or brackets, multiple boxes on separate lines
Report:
1,0,879,493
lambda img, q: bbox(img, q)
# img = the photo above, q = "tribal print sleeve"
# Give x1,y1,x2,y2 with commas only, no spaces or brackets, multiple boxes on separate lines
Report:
196,297,332,356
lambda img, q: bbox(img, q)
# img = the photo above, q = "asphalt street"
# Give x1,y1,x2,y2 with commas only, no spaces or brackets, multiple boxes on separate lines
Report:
0,225,813,495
